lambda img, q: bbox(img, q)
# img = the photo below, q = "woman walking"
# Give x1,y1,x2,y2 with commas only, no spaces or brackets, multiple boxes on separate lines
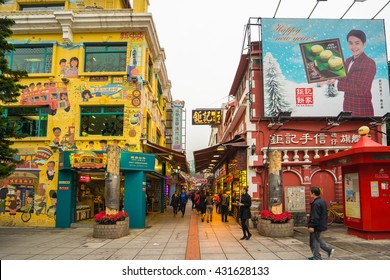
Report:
170,192,179,217
237,187,252,240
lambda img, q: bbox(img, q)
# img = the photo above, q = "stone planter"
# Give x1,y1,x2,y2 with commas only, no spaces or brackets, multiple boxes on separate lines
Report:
93,218,129,239
257,218,294,237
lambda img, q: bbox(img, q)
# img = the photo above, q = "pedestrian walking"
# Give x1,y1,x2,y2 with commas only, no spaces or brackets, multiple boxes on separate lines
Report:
214,191,221,214
198,189,207,222
307,186,335,260
170,192,179,217
178,188,188,218
221,190,230,222
237,187,252,240
205,190,214,223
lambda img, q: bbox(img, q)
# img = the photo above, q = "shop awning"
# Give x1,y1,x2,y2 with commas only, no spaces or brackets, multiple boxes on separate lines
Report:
193,136,247,173
142,140,189,173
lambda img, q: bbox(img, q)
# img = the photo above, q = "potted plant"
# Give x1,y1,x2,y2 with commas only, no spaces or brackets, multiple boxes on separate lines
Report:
257,210,294,237
93,211,129,239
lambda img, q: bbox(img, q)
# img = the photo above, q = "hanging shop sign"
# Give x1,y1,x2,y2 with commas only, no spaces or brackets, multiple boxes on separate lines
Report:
70,151,107,169
192,109,222,125
120,152,155,171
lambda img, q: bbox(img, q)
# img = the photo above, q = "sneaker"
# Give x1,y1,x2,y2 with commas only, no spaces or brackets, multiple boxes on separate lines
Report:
308,257,315,260
246,233,252,240
328,249,335,258
240,236,247,240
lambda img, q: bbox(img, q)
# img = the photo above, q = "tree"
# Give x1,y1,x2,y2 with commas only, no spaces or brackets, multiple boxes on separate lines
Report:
263,52,291,117
0,1,28,178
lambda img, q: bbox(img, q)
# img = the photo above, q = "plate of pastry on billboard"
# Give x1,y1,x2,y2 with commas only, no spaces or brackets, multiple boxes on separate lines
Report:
300,38,347,83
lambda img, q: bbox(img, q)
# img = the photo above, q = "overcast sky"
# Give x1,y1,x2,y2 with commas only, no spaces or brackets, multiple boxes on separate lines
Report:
148,0,390,162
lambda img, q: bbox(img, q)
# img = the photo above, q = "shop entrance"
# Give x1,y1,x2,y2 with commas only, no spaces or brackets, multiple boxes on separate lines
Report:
74,171,124,223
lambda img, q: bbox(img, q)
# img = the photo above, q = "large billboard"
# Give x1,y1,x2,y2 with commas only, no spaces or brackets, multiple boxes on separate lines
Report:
262,18,389,118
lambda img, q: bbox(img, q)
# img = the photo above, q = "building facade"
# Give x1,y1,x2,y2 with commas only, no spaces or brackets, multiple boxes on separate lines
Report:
194,18,389,224
0,0,188,228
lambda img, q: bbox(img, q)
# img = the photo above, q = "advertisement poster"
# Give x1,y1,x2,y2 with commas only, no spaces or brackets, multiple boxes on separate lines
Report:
300,38,346,83
261,18,390,117
344,172,361,219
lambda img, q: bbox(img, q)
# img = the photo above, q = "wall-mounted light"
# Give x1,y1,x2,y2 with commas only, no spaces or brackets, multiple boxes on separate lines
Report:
268,111,292,129
61,77,69,84
216,145,226,151
250,143,256,155
324,111,353,129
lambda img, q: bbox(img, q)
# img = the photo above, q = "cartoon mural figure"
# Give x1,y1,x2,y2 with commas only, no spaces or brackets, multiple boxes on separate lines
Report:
35,183,47,216
81,89,92,102
59,58,67,75
9,189,21,217
47,190,57,218
0,185,9,215
64,57,79,78
53,127,61,145
100,140,107,151
20,195,33,215
49,93,58,115
32,147,53,166
59,92,71,112
88,141,95,150
46,161,55,181
129,112,141,126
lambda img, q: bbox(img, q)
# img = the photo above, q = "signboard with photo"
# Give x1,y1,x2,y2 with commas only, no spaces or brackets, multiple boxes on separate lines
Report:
261,18,390,118
300,38,347,83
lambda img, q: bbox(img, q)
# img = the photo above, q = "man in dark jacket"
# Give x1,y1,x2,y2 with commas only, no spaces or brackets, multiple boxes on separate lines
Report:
308,187,334,260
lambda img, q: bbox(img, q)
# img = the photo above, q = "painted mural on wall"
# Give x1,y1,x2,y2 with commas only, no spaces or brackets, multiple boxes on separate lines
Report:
0,147,58,227
0,29,164,227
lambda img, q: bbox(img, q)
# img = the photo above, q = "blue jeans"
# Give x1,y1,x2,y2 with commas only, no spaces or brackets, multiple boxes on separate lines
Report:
310,231,333,260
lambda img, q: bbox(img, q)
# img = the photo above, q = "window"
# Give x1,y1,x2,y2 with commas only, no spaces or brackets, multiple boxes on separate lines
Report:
84,44,127,72
4,107,48,137
80,106,124,136
20,4,65,10
5,45,53,74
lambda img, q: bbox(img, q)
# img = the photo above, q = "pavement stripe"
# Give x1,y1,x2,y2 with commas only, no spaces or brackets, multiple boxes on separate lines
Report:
185,210,200,260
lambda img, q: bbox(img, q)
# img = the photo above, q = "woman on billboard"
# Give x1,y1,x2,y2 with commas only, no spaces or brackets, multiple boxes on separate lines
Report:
327,29,376,117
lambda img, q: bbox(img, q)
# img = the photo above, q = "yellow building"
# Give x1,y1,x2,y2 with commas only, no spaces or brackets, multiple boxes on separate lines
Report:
0,0,188,228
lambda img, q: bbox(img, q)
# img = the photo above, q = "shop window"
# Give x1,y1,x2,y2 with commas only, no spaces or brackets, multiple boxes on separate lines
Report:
3,107,48,137
5,45,53,74
84,44,127,72
80,106,124,136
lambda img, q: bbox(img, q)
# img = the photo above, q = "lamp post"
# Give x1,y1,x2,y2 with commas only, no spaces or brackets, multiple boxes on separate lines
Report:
341,0,367,19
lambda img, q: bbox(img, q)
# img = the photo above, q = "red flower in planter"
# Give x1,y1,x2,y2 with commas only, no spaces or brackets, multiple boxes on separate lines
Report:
260,210,292,224
94,211,128,225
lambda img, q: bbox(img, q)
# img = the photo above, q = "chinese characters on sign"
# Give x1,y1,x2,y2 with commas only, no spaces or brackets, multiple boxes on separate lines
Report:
270,132,361,146
192,109,222,125
296,88,313,106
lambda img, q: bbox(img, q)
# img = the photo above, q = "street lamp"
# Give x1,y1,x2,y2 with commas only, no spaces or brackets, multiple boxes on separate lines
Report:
308,0,328,19
341,0,367,19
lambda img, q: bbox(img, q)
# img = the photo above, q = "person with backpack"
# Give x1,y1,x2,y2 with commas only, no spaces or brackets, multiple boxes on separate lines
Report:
178,188,188,218
221,190,230,222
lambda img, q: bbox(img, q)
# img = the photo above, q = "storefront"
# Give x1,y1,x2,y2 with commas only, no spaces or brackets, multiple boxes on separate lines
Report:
57,150,155,229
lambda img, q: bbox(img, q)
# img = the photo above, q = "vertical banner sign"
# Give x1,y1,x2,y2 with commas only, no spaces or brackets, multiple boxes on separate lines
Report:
105,142,121,211
261,18,389,118
172,100,185,151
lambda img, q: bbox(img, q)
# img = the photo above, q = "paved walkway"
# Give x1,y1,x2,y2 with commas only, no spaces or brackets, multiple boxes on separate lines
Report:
1,204,390,260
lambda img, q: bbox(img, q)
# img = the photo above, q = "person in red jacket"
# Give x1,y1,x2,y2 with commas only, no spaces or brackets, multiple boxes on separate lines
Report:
327,29,376,117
